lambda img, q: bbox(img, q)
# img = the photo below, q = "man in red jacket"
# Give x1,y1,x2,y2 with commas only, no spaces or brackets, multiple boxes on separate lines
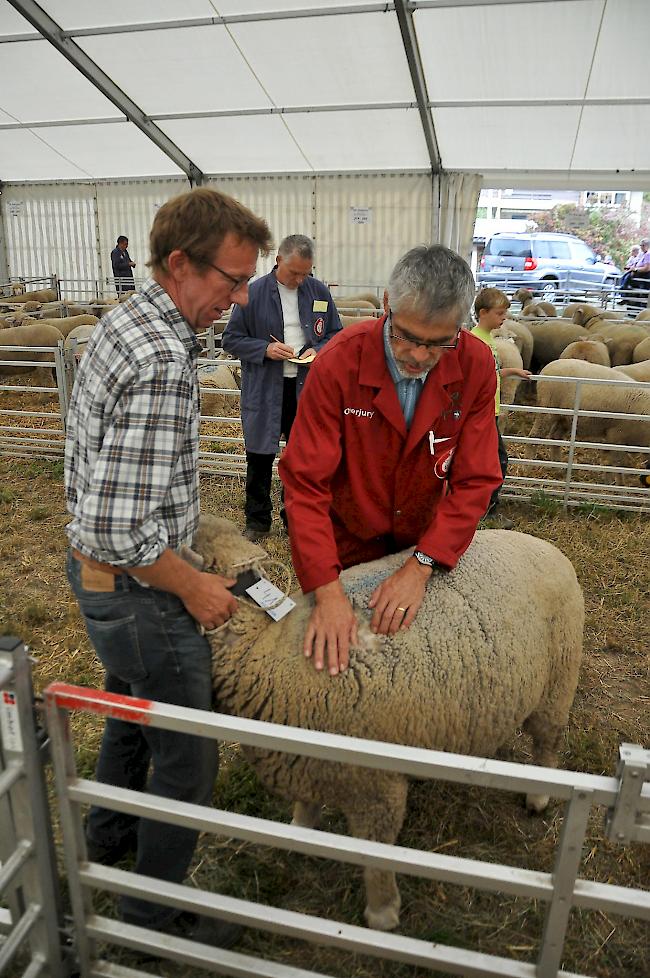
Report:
279,244,502,677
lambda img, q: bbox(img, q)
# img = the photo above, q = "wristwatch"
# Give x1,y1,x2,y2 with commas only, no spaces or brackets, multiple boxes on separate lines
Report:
413,550,437,569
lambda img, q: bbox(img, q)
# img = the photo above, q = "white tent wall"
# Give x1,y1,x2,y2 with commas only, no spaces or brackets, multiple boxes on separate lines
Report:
2,172,447,290
1,182,99,284
206,174,314,278
96,177,189,286
434,171,483,264
314,172,433,289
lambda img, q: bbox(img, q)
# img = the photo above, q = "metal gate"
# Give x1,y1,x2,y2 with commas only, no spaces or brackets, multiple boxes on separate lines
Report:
0,638,68,978
43,680,650,978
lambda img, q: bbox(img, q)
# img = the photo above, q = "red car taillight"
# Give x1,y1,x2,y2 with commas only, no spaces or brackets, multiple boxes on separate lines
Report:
524,257,537,271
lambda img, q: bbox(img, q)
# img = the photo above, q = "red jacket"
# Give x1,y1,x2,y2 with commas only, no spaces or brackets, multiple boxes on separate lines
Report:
279,316,502,593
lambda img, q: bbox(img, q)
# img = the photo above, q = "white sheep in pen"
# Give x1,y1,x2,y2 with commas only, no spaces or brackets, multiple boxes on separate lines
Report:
198,356,241,417
528,359,650,482
184,516,583,932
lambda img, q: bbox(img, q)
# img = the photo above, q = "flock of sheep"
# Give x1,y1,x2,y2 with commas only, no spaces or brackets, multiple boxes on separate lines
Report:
2,283,649,483
493,288,650,484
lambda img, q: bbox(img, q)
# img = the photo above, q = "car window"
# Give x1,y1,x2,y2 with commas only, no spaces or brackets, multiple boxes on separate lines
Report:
486,238,532,258
546,241,571,259
571,241,595,261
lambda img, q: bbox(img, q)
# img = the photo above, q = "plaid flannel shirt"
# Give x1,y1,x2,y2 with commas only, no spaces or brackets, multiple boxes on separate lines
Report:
64,278,203,567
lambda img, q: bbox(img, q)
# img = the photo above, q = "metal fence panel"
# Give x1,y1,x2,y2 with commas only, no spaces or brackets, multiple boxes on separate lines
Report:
43,682,650,978
0,639,67,978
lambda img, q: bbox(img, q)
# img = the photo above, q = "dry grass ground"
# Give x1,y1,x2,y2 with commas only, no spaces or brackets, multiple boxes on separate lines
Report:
0,378,648,978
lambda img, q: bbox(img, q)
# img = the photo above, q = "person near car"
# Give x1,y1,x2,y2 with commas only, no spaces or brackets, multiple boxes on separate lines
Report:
64,187,272,948
278,244,503,678
222,234,341,541
633,238,650,276
624,245,640,270
110,235,136,295
471,288,532,528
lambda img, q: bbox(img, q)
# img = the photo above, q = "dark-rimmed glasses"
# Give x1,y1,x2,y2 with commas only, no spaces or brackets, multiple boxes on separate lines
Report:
206,261,255,294
387,311,461,351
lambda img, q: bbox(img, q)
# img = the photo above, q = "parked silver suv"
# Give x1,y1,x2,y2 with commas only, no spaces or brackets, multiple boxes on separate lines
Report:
478,232,620,300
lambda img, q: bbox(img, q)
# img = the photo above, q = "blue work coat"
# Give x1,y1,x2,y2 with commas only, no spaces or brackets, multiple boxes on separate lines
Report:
222,269,342,454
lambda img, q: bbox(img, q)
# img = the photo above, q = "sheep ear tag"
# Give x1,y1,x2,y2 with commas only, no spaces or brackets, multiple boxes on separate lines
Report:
245,578,296,622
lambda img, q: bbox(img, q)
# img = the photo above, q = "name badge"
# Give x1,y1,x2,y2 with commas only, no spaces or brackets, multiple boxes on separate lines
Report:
313,299,328,312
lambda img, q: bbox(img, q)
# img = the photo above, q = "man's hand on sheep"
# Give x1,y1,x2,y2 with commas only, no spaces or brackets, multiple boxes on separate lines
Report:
131,549,237,631
367,557,432,635
305,580,358,676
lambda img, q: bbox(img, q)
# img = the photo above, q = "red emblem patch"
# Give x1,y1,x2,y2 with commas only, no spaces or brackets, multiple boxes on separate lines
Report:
314,317,324,337
434,446,456,480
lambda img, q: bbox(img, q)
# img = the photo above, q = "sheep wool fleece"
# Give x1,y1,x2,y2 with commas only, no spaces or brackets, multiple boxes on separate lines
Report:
192,516,584,931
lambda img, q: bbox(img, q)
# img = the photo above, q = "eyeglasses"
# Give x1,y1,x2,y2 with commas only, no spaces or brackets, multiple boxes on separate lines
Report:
206,261,255,294
387,312,461,351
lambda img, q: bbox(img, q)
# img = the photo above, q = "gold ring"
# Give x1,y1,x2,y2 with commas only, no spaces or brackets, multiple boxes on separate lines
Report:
397,606,407,613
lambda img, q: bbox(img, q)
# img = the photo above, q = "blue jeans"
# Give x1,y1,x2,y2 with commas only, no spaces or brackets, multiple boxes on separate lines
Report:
66,550,218,927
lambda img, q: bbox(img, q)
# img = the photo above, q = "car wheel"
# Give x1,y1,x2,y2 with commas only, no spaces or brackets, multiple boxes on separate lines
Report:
539,279,558,302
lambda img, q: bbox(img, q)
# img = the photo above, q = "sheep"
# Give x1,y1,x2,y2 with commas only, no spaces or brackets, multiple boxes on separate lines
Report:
522,301,557,317
635,310,650,323
617,360,650,383
199,357,241,417
632,336,650,364
333,298,377,316
10,287,58,304
37,314,98,338
185,515,583,932
492,327,526,411
559,338,610,367
528,359,650,482
63,323,98,355
512,288,534,307
334,292,380,309
577,316,650,367
524,319,587,369
501,318,533,369
0,322,65,388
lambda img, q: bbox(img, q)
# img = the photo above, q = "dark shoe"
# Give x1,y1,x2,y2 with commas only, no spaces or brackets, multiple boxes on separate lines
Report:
85,832,137,866
166,910,242,949
126,911,243,962
243,526,270,543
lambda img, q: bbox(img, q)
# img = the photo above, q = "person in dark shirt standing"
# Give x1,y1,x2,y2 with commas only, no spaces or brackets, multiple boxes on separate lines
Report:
111,235,136,294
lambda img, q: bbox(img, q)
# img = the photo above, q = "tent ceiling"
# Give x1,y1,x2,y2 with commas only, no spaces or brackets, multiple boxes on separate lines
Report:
1,0,649,188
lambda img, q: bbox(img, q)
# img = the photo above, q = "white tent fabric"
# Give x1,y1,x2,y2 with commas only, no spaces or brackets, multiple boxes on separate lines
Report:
1,0,649,188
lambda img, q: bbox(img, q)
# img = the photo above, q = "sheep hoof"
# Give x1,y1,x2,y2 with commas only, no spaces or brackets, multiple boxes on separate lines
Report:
364,902,400,932
525,792,549,814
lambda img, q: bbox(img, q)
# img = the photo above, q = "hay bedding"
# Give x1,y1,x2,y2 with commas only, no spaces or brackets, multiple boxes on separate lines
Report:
0,381,648,976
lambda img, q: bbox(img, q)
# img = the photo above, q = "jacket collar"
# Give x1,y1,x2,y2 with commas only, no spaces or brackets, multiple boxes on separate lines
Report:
358,316,465,449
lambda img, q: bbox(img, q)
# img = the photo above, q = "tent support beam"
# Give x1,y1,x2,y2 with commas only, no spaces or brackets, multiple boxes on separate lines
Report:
394,0,441,173
0,191,10,282
6,0,204,187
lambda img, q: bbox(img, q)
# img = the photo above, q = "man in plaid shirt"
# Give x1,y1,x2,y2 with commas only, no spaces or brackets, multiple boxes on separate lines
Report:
65,188,271,949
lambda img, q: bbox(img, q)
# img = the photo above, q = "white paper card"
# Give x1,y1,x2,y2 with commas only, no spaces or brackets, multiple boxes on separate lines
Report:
246,578,296,621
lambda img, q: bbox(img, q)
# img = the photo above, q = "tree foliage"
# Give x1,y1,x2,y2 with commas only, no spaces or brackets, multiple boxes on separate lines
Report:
531,204,650,269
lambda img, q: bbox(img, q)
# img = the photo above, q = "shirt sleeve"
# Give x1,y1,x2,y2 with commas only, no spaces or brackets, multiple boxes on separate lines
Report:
74,359,196,567
222,299,270,364
278,359,344,592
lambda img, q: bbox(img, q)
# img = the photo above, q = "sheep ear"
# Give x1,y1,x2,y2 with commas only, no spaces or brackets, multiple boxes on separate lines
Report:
179,544,204,571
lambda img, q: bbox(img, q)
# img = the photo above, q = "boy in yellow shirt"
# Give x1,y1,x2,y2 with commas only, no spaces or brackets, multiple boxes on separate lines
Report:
471,288,531,528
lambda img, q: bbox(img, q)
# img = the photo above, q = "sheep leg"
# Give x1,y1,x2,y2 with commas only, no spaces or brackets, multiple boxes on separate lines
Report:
342,773,408,931
291,800,321,829
522,712,566,813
